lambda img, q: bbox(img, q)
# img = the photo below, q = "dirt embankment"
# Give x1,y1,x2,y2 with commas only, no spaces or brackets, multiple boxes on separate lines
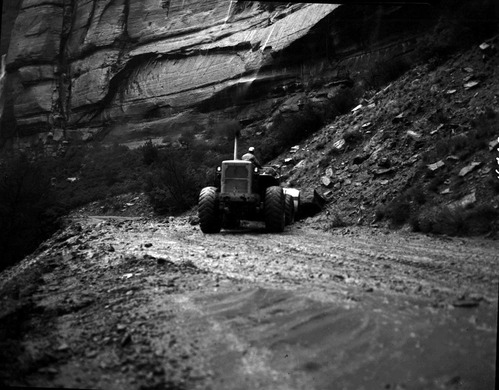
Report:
0,216,497,390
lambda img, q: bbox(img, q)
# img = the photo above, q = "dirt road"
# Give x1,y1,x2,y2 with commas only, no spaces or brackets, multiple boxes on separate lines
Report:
0,216,497,389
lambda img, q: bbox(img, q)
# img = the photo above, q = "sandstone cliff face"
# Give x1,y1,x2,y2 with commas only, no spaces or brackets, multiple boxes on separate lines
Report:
1,1,430,146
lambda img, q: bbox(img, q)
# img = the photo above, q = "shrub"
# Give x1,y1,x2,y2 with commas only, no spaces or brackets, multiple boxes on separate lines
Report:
100,197,122,213
141,139,159,165
144,150,208,214
378,187,428,227
384,198,411,226
488,174,499,194
0,153,64,271
328,87,361,116
343,128,363,144
274,102,324,146
416,0,499,65
427,173,446,193
326,212,349,229
50,143,144,209
211,119,241,141
448,134,469,154
432,207,466,236
463,205,499,235
470,108,498,140
414,204,498,236
422,113,496,163
413,207,434,233
362,57,411,90
318,155,330,168
406,187,426,205
374,204,386,222
178,129,196,147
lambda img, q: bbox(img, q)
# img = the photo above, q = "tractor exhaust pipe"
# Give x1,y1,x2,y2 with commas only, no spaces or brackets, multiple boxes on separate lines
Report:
233,128,239,160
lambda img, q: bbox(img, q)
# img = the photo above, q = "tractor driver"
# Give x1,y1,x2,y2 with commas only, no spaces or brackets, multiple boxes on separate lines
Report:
242,146,262,169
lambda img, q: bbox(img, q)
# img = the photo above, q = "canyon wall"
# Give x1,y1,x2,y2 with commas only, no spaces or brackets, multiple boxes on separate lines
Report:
1,1,432,148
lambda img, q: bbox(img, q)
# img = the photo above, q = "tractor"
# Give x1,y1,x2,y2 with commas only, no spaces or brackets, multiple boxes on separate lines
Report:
198,136,300,233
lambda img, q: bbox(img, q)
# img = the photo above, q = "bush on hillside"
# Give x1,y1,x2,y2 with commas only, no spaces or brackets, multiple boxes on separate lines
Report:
417,0,498,67
343,127,363,145
144,149,210,214
141,139,159,165
255,101,327,162
376,197,411,226
413,204,498,236
329,87,361,116
376,187,428,227
422,108,498,163
210,119,241,141
0,153,64,271
51,143,144,209
326,211,349,229
362,57,411,90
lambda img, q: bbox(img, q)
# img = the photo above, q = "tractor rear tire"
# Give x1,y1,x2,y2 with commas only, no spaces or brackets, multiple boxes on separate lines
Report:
285,194,295,225
265,186,285,232
198,187,222,234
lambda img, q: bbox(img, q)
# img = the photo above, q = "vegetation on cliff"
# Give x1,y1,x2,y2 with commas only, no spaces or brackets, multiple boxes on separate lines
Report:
0,153,63,270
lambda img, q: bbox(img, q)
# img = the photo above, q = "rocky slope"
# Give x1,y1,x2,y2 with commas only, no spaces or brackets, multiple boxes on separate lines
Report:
1,0,432,147
274,34,499,232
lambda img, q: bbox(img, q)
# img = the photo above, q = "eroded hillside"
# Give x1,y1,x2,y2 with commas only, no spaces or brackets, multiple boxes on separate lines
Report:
277,35,499,234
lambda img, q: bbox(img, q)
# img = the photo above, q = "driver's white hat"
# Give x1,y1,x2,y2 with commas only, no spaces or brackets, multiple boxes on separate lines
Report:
248,146,255,152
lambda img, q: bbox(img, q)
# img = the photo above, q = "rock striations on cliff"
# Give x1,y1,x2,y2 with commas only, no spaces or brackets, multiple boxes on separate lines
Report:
1,1,430,147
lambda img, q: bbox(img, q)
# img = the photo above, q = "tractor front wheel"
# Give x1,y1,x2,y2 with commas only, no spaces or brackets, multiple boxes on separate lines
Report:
198,187,222,233
265,186,285,232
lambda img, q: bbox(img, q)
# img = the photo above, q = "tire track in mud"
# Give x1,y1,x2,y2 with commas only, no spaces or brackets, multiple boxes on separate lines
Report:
90,217,497,389
110,219,498,303
2,216,496,389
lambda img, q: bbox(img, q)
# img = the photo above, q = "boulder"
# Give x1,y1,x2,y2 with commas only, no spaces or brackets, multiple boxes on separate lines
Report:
332,139,346,152
449,192,476,210
459,161,482,177
297,187,327,219
353,154,370,165
427,160,445,172
377,157,391,168
488,137,499,152
464,80,480,90
321,176,333,188
406,130,422,141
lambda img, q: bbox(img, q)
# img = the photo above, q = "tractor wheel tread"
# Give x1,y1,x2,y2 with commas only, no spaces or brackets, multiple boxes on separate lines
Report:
198,187,221,233
265,186,285,232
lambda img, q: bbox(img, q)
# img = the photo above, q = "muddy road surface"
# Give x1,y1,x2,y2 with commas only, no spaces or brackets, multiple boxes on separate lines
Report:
0,216,497,390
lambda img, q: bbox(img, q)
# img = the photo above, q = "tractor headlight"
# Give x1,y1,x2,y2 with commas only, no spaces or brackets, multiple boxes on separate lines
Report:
254,167,259,173
216,166,221,172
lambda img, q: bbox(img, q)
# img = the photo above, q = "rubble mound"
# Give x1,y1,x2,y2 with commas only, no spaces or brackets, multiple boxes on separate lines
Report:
277,36,499,235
